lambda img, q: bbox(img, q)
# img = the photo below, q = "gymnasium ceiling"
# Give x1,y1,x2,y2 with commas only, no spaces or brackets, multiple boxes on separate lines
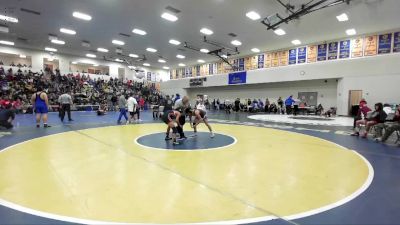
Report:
0,0,399,70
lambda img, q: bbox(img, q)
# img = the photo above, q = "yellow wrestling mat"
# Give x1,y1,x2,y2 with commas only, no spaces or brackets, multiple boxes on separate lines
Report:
0,123,373,224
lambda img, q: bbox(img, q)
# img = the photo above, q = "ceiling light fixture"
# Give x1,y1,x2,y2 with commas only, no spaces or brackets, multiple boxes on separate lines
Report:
129,53,139,58
19,54,26,58
146,47,157,52
72,11,92,21
60,28,76,35
291,39,301,45
93,64,99,67
128,66,136,69
0,40,14,46
161,12,178,22
231,40,242,46
97,48,109,52
251,48,260,53
163,66,170,70
200,28,213,35
115,58,123,62
51,39,65,45
86,53,96,58
221,54,228,58
346,28,356,36
274,28,286,36
158,59,166,63
72,61,78,64
178,63,186,67
200,48,210,53
169,39,181,45
0,14,18,23
112,39,125,45
143,63,150,66
176,54,185,59
197,59,205,63
336,13,349,22
132,28,147,35
45,47,57,52
246,11,261,20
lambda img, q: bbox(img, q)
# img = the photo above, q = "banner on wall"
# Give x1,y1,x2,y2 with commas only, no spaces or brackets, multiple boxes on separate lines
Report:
364,35,377,56
208,63,213,75
175,69,179,79
233,59,238,71
378,33,392,54
169,71,173,79
307,45,317,63
297,47,306,63
317,44,327,61
251,56,258,70
264,53,272,68
245,57,252,71
258,54,264,68
238,58,245,71
196,65,200,76
228,71,247,85
393,32,400,53
289,49,297,65
147,72,151,81
271,52,279,67
351,37,364,58
339,40,350,59
328,42,338,60
279,51,288,66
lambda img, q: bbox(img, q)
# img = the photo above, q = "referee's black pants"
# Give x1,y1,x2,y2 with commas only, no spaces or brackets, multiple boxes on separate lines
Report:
60,104,72,122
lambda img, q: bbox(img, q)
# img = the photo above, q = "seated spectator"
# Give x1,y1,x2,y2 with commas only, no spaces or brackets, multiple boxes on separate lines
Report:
258,99,264,111
352,99,371,130
375,104,400,143
352,103,387,138
316,104,324,116
0,103,15,129
265,98,270,113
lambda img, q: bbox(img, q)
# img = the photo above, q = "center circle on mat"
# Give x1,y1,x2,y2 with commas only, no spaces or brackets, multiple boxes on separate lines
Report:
135,131,236,150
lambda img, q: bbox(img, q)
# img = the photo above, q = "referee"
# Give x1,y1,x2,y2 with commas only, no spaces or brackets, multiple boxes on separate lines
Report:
174,96,190,139
58,90,73,122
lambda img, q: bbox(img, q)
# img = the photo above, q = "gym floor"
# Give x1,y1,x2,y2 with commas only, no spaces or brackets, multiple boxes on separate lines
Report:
0,111,399,225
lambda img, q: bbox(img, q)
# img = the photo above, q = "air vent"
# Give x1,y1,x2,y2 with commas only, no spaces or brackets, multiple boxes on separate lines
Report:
119,33,131,37
228,33,237,37
165,6,181,14
20,8,41,15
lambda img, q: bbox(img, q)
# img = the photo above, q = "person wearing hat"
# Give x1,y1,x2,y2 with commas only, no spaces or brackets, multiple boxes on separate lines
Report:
352,99,371,130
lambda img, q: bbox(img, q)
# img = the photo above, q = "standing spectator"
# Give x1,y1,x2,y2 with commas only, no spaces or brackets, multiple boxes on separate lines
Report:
139,96,145,111
277,97,284,114
31,86,51,128
285,95,295,115
265,98,270,113
234,98,241,112
117,93,128,124
0,103,15,129
58,90,74,122
111,94,117,111
127,94,138,124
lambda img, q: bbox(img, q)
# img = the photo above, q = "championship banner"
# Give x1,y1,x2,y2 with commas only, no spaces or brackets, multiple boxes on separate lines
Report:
245,57,252,71
181,68,186,78
189,67,193,77
351,37,364,58
233,59,238,71
264,53,272,68
393,32,400,53
208,63,213,75
297,47,306,64
251,56,258,69
175,69,179,79
378,33,392,54
271,52,279,67
228,71,247,85
288,49,297,65
317,44,327,61
238,58,245,71
169,70,173,80
213,63,218,74
257,54,264,69
328,42,338,60
339,40,350,59
364,35,377,56
204,64,209,75
217,62,223,74
279,50,288,66
307,45,317,63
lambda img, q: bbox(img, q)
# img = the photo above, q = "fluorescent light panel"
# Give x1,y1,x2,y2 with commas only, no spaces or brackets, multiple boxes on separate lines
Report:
274,28,286,36
115,58,123,62
200,48,209,53
163,66,170,70
72,12,92,21
198,59,205,63
0,40,14,46
158,59,166,63
221,54,228,58
161,12,178,22
346,28,356,36
112,40,125,45
200,28,213,35
291,39,301,45
45,47,57,52
51,39,65,45
60,28,76,35
336,13,349,22
86,53,96,58
169,39,181,45
231,40,242,46
146,47,157,52
178,63,186,67
251,48,260,53
143,63,150,66
246,11,261,20
176,54,185,59
129,54,139,58
97,48,109,52
132,28,147,35
0,14,18,23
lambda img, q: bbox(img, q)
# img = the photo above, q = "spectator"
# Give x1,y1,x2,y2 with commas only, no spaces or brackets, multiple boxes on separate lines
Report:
265,98,270,113
352,99,371,130
234,98,241,112
285,95,295,115
0,103,15,129
352,102,387,138
117,93,128,124
375,104,400,143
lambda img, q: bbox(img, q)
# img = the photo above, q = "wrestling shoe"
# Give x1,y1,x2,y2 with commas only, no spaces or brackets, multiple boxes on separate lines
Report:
210,132,215,138
165,136,172,141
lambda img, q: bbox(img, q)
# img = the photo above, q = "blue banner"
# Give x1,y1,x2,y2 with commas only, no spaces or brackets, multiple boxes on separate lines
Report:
339,40,350,59
317,44,327,61
228,71,246,85
258,54,264,68
393,32,400,53
328,42,338,60
208,64,213,75
378,33,392,54
297,47,306,64
289,49,297,65
196,65,200,76
238,58,245,71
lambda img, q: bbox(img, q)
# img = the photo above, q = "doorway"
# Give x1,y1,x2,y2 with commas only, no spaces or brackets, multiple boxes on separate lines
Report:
349,90,363,116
